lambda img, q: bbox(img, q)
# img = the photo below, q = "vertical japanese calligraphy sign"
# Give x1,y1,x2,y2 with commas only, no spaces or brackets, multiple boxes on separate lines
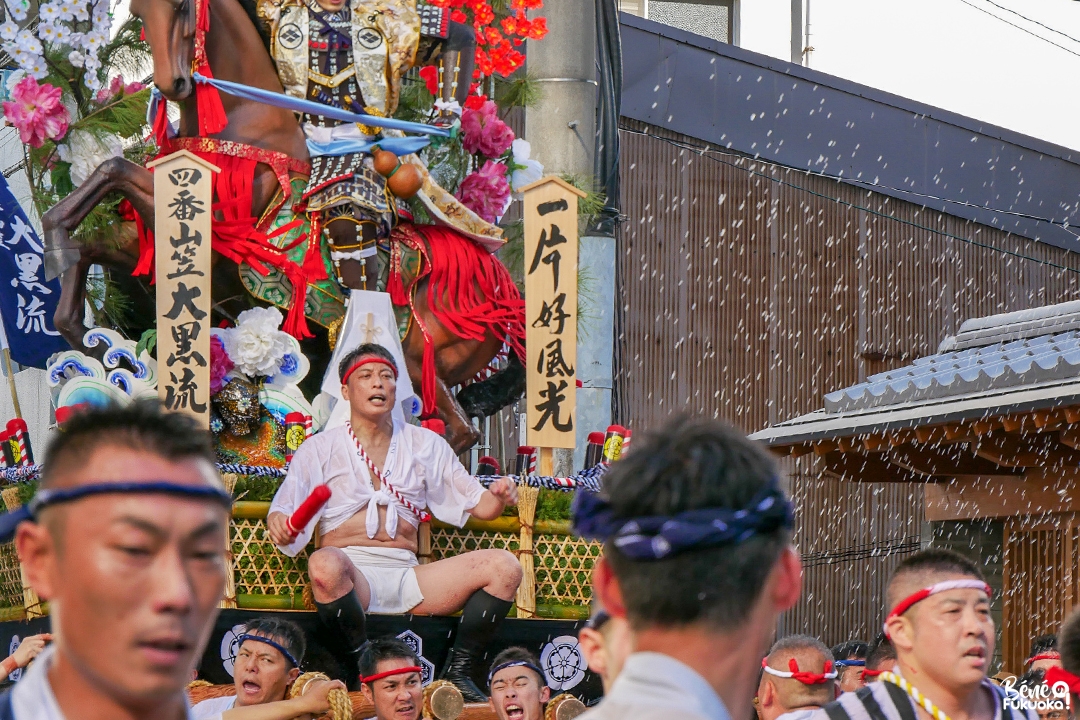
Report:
147,150,219,427
521,176,587,451
0,173,67,367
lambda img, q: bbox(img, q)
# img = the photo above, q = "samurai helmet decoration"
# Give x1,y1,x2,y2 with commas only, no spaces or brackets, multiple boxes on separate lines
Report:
213,378,262,436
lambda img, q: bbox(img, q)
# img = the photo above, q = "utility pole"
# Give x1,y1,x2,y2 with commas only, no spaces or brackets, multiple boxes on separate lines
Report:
525,0,610,475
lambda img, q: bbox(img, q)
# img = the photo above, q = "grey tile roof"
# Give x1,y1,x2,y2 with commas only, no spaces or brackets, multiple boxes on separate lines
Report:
825,331,1080,414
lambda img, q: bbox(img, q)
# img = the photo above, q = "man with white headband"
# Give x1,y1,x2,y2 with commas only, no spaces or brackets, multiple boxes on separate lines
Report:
757,636,836,720
574,416,803,720
0,401,233,720
811,549,1033,720
267,343,521,700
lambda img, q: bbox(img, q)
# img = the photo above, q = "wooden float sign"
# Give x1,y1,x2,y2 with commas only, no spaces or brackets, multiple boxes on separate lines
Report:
148,150,220,428
521,176,587,452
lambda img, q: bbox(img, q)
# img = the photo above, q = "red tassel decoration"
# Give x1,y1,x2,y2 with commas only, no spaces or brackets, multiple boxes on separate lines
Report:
194,66,228,136
300,215,327,282
151,94,171,147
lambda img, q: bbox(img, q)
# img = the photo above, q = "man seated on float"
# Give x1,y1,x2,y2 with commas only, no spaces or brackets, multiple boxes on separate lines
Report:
191,618,345,720
487,647,550,720
358,638,426,720
267,342,522,700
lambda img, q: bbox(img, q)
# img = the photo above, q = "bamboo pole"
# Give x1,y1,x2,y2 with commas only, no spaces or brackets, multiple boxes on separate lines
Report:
418,522,433,565
1,348,21,420
515,480,539,618
1,487,40,618
219,473,237,609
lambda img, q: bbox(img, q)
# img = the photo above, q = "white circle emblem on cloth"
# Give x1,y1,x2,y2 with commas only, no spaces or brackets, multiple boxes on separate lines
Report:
540,635,586,691
220,623,248,677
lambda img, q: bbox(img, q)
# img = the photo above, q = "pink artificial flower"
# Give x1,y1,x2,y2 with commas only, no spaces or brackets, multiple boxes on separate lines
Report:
94,76,125,104
456,160,511,223
461,100,514,158
210,334,234,395
124,81,147,94
3,77,69,148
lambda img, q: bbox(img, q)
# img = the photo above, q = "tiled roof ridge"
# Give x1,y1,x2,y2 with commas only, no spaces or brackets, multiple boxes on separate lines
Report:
940,299,1080,352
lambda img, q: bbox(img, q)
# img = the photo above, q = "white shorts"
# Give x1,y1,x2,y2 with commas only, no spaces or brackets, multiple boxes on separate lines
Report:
340,546,425,614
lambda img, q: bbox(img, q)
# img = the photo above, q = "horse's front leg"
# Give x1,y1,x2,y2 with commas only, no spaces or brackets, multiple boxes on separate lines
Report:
42,156,154,281
41,157,153,351
54,258,93,352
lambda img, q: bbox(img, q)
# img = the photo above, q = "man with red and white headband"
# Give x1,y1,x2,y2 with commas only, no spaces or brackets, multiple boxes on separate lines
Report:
811,549,1033,720
757,636,836,720
357,638,425,720
1026,636,1062,674
267,343,522,700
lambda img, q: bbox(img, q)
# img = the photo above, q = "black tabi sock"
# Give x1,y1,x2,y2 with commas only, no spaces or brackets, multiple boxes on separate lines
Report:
452,589,513,655
315,591,368,655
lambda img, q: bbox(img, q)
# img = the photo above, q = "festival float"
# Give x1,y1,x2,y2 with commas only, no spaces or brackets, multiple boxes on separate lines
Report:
0,0,625,714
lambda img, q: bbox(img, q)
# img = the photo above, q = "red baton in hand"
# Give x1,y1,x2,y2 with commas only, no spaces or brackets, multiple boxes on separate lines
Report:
287,485,332,537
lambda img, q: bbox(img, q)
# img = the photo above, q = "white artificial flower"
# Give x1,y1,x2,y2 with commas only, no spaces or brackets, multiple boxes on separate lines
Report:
51,23,70,43
4,69,25,92
83,54,100,72
509,138,543,194
26,56,47,79
222,307,292,378
0,21,17,41
67,50,84,67
85,30,104,51
37,22,62,45
72,1,89,21
61,130,123,186
14,29,41,55
8,0,28,21
434,98,462,116
39,3,62,22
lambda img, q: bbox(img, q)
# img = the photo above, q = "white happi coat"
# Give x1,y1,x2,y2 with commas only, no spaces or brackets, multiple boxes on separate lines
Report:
269,420,486,556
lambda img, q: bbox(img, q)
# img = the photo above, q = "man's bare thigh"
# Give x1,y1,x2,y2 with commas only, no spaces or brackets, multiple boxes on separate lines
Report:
411,550,507,615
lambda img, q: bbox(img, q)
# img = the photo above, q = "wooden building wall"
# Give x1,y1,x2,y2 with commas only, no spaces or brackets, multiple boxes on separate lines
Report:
614,118,1080,646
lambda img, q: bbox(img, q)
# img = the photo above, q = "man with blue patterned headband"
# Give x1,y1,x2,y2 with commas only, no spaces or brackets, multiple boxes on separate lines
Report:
573,415,803,720
191,617,345,720
0,401,233,720
487,647,550,720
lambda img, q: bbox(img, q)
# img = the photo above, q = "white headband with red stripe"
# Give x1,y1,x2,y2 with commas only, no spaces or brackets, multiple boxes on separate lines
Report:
761,658,837,684
884,579,991,636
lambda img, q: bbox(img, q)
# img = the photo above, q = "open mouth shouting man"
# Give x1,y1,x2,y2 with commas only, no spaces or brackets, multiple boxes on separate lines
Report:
488,648,550,720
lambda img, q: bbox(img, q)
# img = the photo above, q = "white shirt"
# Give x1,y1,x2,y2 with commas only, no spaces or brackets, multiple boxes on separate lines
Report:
777,709,819,720
269,420,486,556
11,645,197,719
190,695,236,720
578,652,731,720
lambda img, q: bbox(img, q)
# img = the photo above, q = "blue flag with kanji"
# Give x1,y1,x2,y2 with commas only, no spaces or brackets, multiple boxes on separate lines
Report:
0,174,67,367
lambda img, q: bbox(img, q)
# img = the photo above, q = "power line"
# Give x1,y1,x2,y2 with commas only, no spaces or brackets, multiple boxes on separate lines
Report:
620,125,1080,277
976,0,1080,49
956,0,1080,60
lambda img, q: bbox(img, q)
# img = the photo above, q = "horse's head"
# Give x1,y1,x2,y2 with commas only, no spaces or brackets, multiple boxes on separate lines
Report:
131,0,197,101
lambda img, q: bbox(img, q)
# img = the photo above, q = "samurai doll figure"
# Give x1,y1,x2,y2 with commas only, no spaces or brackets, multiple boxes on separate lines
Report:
259,0,504,292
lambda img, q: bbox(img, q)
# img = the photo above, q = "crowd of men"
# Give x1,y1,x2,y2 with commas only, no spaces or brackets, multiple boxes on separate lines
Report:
4,342,1080,720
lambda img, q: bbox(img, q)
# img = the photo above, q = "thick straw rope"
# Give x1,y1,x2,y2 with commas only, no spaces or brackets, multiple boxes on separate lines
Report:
290,672,352,720
880,672,952,720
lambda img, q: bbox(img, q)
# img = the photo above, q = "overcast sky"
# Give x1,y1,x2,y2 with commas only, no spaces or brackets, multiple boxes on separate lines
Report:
739,0,1080,152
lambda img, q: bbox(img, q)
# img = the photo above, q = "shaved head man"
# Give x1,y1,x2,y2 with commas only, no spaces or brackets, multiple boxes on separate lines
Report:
757,636,836,720
811,549,1034,720
6,401,232,720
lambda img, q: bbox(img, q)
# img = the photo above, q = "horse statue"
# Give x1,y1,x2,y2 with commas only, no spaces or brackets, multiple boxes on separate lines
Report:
40,0,525,453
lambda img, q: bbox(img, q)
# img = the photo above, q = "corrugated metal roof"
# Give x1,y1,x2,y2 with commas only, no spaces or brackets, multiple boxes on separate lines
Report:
620,13,1080,252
